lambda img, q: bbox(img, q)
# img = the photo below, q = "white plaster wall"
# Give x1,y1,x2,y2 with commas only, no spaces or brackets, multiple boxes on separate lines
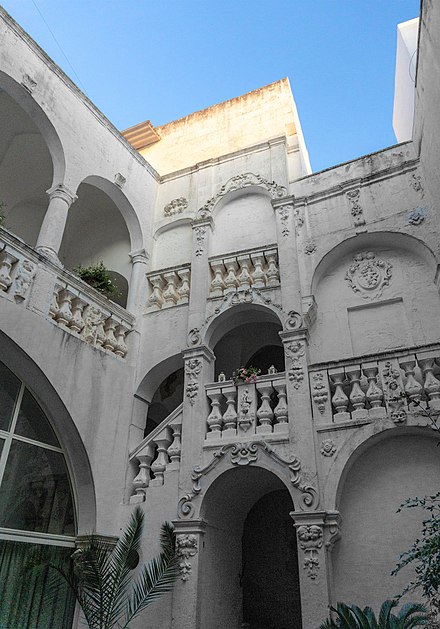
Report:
152,223,193,270
333,433,440,609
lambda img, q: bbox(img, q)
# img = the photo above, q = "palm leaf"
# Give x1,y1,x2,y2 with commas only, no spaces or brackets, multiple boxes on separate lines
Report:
378,600,398,628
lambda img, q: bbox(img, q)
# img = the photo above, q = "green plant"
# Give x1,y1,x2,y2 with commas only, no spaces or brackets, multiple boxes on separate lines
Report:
73,261,119,297
34,506,179,629
319,600,428,628
232,366,261,384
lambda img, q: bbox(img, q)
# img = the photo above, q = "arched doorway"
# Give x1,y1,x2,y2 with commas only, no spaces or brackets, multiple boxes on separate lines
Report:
199,466,302,629
0,359,77,627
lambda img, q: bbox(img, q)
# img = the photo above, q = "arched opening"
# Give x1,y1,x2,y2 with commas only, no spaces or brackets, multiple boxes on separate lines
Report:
0,359,76,628
332,431,440,610
145,367,184,437
59,181,132,307
199,467,301,629
0,80,58,246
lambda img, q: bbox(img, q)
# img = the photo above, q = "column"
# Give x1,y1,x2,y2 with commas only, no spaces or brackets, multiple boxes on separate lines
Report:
171,519,207,629
187,216,213,339
272,196,302,316
127,248,149,312
36,183,77,263
290,511,341,628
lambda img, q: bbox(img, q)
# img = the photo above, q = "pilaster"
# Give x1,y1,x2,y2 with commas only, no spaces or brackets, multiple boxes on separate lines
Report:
187,216,214,338
272,196,302,316
290,510,341,628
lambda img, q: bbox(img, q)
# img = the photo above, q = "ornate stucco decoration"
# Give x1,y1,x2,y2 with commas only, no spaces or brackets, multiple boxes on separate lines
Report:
176,534,198,581
410,173,423,195
346,188,365,227
13,260,35,302
81,306,107,346
407,207,427,225
286,341,305,389
277,205,292,237
114,172,126,188
345,251,392,300
177,440,318,519
164,197,188,217
194,226,207,257
185,358,202,405
197,173,287,219
312,373,328,413
382,361,407,423
320,439,336,457
297,524,323,579
238,388,254,432
187,328,201,347
285,310,303,331
21,73,37,93
304,241,317,255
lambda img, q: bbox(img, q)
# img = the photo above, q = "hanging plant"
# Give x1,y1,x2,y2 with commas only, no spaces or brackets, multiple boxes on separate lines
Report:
73,261,119,297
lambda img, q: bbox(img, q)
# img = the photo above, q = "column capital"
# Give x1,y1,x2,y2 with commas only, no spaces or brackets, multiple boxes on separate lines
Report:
279,329,309,344
46,183,77,206
182,344,215,363
272,195,295,212
191,215,214,230
172,518,207,536
129,248,149,264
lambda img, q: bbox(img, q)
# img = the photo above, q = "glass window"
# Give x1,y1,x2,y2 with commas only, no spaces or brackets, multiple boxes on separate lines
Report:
15,389,60,447
0,362,20,432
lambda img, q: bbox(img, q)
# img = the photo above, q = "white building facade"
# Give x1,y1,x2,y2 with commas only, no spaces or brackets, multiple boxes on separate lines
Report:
0,3,440,628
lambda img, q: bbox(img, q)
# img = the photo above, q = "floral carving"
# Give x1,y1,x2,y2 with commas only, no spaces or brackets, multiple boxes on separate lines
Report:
187,328,201,346
164,197,188,217
197,173,286,218
230,442,259,465
320,439,336,457
277,205,291,237
176,534,198,581
346,188,365,227
410,173,423,194
286,341,305,389
294,207,304,232
345,251,392,300
312,373,328,413
185,358,202,405
304,241,317,255
13,259,35,301
297,524,323,579
407,207,427,225
382,361,407,423
194,226,206,257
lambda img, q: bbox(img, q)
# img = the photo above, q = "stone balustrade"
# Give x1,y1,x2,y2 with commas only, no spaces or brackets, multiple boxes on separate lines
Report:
129,404,183,503
208,247,280,298
310,347,440,424
205,373,288,441
146,264,191,310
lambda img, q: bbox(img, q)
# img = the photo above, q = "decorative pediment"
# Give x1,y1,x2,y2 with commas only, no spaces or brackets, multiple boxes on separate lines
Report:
197,173,287,219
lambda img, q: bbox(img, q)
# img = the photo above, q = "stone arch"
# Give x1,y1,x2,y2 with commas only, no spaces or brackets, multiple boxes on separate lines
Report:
308,230,440,362
0,330,96,533
136,353,184,404
197,464,302,628
330,427,440,610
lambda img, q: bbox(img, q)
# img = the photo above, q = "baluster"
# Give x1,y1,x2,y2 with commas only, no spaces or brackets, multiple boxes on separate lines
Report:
265,250,280,287
130,446,155,503
167,422,182,465
273,381,288,432
399,357,424,407
256,381,274,433
419,356,440,411
222,385,237,437
0,251,18,291
103,317,118,352
329,369,350,421
251,252,266,289
177,268,190,303
162,271,179,306
70,297,87,334
346,366,367,419
210,260,226,297
55,288,74,326
223,258,239,293
148,274,164,309
114,324,129,357
206,389,224,439
49,284,63,320
95,316,107,347
237,255,252,290
362,363,385,418
150,435,172,486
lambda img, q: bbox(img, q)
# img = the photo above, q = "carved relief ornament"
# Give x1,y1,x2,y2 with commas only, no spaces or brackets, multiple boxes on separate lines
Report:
176,534,198,581
164,197,188,217
312,373,328,413
297,524,323,580
345,251,392,300
177,441,318,519
13,259,36,302
286,341,305,389
346,188,365,227
185,358,202,405
197,173,286,219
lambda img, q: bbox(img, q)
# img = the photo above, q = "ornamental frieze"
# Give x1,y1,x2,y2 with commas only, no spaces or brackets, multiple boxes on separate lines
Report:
345,251,392,300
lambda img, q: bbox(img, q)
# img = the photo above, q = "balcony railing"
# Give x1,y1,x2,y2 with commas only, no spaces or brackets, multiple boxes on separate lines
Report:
208,246,280,298
0,228,134,358
309,346,440,424
129,404,183,503
205,372,288,442
146,264,190,311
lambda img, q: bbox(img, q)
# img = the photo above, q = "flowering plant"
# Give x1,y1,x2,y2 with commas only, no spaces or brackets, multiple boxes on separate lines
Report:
232,366,261,385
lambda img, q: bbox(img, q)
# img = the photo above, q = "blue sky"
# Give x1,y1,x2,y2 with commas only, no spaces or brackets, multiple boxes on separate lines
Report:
2,1,420,172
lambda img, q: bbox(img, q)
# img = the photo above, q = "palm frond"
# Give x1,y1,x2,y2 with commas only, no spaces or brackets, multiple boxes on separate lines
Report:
378,599,398,628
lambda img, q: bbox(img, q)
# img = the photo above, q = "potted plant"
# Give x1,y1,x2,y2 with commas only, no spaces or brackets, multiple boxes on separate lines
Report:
73,261,119,298
232,366,261,384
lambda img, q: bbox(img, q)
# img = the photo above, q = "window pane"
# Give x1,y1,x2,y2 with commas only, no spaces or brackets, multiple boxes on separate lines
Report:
0,539,75,629
0,440,75,535
14,389,60,447
0,361,21,432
